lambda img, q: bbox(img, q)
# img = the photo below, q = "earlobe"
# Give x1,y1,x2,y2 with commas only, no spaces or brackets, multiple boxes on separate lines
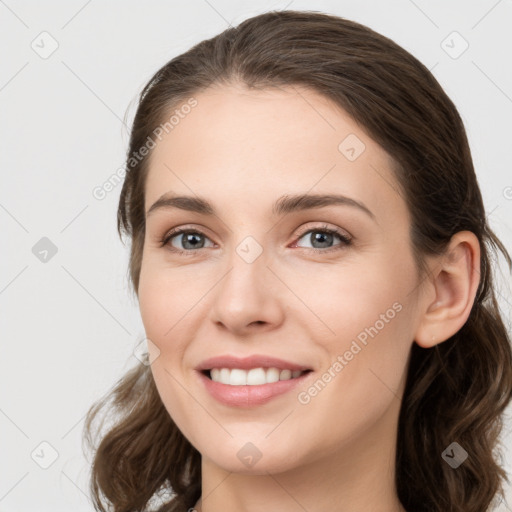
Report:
414,231,481,349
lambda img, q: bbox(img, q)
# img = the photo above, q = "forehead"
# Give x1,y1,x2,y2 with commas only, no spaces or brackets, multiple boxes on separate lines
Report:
144,84,405,223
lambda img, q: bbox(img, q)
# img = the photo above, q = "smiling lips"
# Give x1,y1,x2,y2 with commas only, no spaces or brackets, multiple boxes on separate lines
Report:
196,354,313,407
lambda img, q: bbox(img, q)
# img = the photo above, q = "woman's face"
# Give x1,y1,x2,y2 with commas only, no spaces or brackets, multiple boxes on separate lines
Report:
138,84,425,475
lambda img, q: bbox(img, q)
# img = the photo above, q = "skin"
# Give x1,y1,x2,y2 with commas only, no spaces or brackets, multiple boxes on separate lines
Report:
138,83,480,512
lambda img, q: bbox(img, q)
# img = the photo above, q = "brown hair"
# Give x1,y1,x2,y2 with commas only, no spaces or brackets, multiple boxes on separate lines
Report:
83,10,512,512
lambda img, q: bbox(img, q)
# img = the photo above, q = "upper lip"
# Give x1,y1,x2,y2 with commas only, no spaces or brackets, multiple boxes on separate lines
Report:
196,355,313,372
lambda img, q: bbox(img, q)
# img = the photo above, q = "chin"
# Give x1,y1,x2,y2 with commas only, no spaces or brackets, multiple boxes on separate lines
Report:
200,440,305,475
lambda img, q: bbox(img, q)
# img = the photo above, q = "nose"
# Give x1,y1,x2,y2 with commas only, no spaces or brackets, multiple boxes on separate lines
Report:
208,244,286,336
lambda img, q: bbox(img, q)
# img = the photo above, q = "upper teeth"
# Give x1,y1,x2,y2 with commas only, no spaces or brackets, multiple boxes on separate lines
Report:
210,367,305,386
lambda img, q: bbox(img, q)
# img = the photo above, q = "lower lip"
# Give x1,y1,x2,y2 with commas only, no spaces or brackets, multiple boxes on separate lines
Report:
197,370,311,407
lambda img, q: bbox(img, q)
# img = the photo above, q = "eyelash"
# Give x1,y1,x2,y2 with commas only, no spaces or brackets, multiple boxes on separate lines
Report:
158,224,352,257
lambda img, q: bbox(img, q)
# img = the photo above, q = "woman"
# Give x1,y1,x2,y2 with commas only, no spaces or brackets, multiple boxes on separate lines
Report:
83,10,512,512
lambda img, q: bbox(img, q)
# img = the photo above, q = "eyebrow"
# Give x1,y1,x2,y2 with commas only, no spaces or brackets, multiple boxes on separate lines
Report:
146,192,375,220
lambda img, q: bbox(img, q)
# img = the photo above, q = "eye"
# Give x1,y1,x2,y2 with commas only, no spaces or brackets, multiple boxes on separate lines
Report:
159,228,215,255
293,224,352,253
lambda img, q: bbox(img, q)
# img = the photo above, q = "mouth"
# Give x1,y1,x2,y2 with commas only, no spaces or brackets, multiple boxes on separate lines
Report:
202,367,312,386
195,354,314,407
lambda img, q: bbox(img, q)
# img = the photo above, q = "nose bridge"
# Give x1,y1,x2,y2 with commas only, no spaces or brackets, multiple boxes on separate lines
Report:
235,234,266,266
220,234,269,305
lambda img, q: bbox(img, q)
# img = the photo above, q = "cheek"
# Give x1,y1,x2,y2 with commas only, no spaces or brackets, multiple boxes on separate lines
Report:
137,269,165,341
137,259,200,343
300,251,416,393
297,258,407,342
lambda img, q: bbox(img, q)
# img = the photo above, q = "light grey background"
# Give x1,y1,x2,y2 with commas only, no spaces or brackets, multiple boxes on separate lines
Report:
1,1,511,511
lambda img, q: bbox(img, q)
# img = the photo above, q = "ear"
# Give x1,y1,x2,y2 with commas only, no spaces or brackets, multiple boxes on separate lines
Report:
414,231,481,348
